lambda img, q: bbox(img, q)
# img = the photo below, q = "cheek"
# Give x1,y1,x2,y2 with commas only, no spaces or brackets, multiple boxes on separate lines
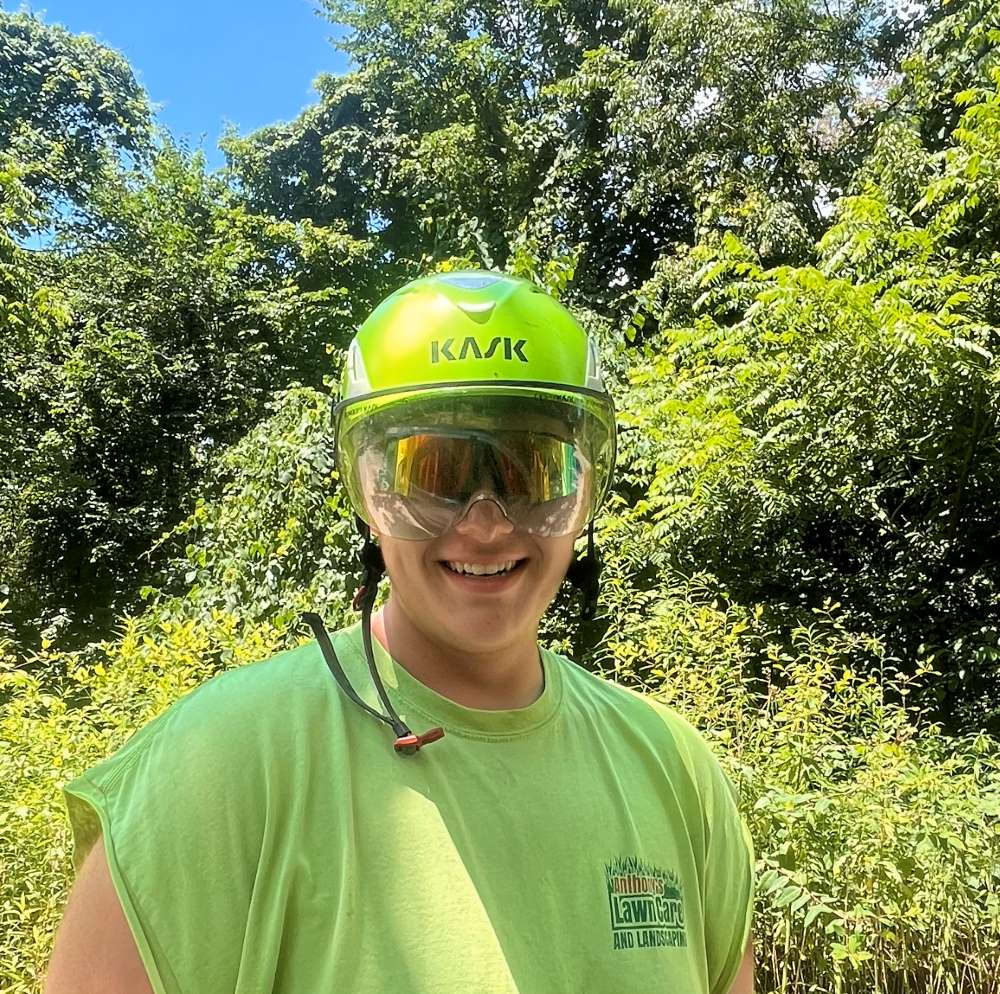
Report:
540,541,576,587
381,545,435,595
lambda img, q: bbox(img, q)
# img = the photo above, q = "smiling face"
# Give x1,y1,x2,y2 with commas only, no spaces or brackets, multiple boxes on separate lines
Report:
375,497,578,661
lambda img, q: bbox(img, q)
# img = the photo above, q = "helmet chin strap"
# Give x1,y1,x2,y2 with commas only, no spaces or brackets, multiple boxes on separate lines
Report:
304,515,601,754
302,515,444,756
566,520,601,622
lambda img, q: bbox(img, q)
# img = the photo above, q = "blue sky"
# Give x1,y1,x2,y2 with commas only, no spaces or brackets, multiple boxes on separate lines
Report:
23,0,351,170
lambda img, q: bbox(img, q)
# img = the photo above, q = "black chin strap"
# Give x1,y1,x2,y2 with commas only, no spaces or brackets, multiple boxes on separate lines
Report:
566,520,601,621
301,516,443,756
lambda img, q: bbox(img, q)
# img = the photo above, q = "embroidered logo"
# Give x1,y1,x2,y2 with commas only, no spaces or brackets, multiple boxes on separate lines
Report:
605,856,687,951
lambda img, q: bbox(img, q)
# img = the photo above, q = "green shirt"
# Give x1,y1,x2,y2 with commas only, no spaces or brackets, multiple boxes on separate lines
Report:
63,621,754,994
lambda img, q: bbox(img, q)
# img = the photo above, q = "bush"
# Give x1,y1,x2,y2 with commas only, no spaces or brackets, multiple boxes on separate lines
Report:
593,574,1000,993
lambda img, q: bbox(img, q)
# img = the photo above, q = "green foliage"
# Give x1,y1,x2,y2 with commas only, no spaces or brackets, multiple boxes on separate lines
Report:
1,137,371,644
222,0,912,300
0,13,378,645
0,9,151,232
145,387,359,634
622,58,1000,729
898,0,1000,151
745,654,1000,994
570,0,905,253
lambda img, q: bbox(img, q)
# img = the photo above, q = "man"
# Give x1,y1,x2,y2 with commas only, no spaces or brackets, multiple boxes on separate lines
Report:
46,271,755,993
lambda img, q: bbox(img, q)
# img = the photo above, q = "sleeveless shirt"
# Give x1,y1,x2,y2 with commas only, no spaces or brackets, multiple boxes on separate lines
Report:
63,621,754,993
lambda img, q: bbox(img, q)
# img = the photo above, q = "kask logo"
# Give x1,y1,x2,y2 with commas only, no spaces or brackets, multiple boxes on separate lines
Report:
605,856,687,951
430,336,528,363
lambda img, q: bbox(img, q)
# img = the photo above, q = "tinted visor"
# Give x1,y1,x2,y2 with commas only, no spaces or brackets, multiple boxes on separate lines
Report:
390,429,580,503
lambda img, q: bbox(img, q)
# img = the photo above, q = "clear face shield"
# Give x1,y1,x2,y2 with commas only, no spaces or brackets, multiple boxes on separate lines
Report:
335,388,617,541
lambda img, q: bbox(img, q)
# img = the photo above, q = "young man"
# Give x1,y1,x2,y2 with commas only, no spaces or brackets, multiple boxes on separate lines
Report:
46,272,755,993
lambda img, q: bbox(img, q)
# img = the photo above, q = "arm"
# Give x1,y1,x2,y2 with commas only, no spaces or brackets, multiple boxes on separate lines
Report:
727,938,754,994
44,836,154,994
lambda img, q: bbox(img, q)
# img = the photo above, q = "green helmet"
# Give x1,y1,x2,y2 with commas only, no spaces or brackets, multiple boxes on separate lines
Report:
334,270,617,541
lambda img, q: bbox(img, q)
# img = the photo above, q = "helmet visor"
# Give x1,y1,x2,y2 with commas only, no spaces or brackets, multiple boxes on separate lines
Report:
335,386,615,540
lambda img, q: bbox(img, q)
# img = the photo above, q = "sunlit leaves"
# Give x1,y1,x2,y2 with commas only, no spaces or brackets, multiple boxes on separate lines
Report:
0,10,151,233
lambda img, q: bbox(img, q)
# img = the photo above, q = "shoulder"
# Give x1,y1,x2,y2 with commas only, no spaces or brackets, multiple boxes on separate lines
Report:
553,652,714,749
68,639,331,813
153,638,328,738
58,639,337,994
62,637,335,877
152,638,338,779
552,652,738,807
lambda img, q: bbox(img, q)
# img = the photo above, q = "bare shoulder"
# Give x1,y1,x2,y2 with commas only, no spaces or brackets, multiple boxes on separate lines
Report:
45,836,154,994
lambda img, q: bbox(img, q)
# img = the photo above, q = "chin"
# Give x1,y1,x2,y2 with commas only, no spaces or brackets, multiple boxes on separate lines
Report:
437,612,534,650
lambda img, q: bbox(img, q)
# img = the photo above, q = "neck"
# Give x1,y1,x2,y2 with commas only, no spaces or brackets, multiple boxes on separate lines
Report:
370,600,544,710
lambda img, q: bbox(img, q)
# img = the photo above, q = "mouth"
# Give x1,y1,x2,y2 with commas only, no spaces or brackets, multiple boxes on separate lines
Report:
438,558,528,590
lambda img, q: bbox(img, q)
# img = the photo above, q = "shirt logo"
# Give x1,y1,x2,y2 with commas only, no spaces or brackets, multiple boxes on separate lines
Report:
605,856,687,951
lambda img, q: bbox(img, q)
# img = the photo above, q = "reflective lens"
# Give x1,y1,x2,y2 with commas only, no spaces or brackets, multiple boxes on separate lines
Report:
388,430,581,504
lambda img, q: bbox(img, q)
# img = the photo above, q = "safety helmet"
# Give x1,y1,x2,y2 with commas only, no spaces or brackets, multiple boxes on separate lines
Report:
333,270,617,539
304,270,617,756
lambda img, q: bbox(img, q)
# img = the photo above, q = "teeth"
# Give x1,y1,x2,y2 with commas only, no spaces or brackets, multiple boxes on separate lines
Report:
446,560,518,576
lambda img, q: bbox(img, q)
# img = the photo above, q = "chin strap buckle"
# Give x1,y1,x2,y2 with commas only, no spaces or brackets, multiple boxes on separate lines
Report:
393,727,446,755
352,585,368,611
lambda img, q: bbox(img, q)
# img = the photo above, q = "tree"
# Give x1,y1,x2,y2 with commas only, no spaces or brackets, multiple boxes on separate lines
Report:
622,44,1000,728
0,8,151,235
2,140,372,646
223,0,910,311
1,12,374,646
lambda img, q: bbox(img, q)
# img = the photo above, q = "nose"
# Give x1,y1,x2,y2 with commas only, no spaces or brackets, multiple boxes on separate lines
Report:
453,495,515,542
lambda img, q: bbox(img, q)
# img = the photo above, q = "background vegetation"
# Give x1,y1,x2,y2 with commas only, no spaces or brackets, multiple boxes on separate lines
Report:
2,0,999,991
